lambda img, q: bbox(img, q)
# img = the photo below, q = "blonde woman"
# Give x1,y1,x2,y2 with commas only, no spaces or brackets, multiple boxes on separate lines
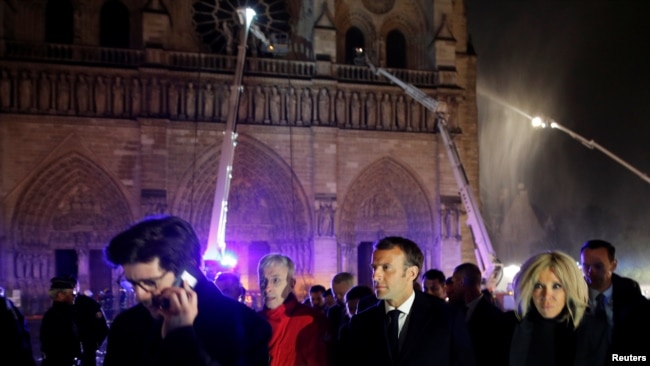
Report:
509,251,609,366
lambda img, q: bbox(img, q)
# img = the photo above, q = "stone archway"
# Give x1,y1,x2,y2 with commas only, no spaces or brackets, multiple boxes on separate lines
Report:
9,152,133,314
171,133,313,278
338,157,434,274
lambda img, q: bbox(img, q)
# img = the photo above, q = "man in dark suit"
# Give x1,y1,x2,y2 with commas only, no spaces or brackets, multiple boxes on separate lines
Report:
102,215,272,366
340,236,475,366
54,275,109,366
580,239,646,347
447,263,508,366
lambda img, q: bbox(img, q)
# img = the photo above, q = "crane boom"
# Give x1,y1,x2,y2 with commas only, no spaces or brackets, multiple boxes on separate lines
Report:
367,60,503,290
205,8,256,265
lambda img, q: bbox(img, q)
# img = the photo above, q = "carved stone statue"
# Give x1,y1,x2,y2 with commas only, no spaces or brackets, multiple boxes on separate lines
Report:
366,92,377,128
380,93,392,129
185,82,196,118
0,70,12,108
350,92,361,127
38,72,51,110
286,88,297,123
254,85,265,122
317,202,334,237
335,90,346,126
94,75,107,114
396,95,406,130
19,71,32,110
131,78,142,116
269,86,281,123
410,100,421,131
168,81,179,117
149,77,161,115
317,88,330,125
203,83,214,119
300,88,312,124
76,74,89,113
112,76,125,115
56,74,71,112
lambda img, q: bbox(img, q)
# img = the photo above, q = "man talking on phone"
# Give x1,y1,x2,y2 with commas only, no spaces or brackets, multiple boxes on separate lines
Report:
102,215,271,366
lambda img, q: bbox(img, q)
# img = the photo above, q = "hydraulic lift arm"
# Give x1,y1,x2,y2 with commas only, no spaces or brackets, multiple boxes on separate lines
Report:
367,60,503,290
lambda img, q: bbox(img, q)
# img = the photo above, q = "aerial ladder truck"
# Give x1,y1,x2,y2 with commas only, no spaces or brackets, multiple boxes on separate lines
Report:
365,58,504,291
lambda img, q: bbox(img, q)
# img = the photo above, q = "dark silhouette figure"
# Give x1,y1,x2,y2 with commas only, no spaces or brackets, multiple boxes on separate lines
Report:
0,292,36,366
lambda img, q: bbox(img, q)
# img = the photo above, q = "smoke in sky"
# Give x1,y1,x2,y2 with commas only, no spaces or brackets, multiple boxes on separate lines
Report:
466,0,650,284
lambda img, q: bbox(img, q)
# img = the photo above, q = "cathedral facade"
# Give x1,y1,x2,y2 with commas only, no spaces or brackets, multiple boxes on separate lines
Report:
0,0,480,315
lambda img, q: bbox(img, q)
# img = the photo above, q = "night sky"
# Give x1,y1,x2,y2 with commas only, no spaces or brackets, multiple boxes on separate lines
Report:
465,1,650,283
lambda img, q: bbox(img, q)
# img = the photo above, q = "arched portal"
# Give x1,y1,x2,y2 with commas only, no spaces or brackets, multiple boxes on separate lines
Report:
338,157,435,275
10,152,133,314
171,133,314,288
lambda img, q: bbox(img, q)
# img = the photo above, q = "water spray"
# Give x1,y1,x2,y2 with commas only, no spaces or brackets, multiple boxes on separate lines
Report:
531,116,650,185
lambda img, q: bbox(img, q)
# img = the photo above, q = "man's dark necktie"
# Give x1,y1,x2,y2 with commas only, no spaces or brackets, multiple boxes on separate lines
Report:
387,309,401,358
595,293,607,322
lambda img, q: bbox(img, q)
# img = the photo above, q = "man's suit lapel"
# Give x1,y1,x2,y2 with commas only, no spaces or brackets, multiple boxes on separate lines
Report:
367,301,394,362
398,293,432,361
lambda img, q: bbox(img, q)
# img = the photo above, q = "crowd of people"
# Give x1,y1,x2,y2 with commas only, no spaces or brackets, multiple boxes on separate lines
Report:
3,215,649,365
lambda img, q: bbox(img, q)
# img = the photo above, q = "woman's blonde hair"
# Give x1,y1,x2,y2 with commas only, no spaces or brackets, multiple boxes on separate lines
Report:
513,250,588,328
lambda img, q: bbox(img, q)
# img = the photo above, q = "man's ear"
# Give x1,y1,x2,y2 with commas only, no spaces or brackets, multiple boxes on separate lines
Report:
290,277,297,289
610,258,618,272
408,266,419,281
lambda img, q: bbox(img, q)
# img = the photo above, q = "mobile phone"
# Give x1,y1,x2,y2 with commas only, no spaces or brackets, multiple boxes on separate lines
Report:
179,270,198,288
152,270,198,309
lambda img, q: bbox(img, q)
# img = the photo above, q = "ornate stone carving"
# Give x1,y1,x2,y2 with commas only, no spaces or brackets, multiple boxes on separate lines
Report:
131,78,142,115
300,87,312,124
94,75,107,115
38,72,51,110
149,77,161,115
317,88,330,125
112,76,125,115
365,92,377,128
362,0,395,15
76,74,89,113
286,87,297,123
185,81,196,118
19,71,32,110
350,92,361,127
56,73,71,112
269,86,281,123
316,197,336,237
202,82,214,119
253,85,266,122
0,69,12,108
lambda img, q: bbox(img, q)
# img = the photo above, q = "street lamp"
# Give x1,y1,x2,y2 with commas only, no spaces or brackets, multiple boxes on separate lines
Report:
531,116,650,185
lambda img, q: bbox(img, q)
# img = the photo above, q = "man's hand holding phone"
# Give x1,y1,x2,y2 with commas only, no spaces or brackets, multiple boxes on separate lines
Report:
157,271,199,338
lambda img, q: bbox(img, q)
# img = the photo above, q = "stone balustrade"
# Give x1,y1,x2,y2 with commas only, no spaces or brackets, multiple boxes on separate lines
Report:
0,41,458,133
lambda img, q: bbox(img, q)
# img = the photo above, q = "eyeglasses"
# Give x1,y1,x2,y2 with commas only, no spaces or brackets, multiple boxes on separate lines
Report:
117,271,171,292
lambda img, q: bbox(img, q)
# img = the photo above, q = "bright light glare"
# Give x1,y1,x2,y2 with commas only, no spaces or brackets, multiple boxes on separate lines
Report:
220,251,238,268
236,7,256,27
531,116,546,128
503,264,521,279
203,245,222,261
245,8,256,24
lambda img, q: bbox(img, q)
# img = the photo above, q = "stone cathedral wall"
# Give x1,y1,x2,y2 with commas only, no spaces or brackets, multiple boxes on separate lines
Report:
0,0,480,315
